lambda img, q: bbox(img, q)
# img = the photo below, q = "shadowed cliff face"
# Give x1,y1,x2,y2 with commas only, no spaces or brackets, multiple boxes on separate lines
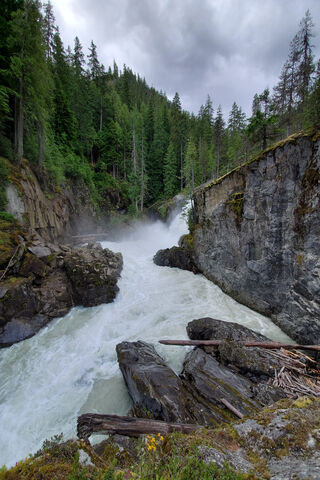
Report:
192,132,320,344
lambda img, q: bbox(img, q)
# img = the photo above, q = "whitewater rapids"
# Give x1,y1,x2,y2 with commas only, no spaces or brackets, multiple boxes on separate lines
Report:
0,204,291,467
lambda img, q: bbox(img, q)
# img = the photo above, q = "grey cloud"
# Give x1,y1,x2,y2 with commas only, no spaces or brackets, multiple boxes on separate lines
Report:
52,0,320,116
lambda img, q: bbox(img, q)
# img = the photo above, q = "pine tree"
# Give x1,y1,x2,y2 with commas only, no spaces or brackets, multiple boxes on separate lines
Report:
8,0,52,165
213,105,225,177
183,138,198,190
42,1,56,59
164,141,178,198
226,102,246,166
247,89,278,150
170,92,182,184
296,10,314,104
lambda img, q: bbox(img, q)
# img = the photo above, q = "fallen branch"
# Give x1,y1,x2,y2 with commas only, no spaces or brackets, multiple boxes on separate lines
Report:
77,413,202,440
0,245,20,282
72,233,108,239
159,339,320,352
220,398,244,419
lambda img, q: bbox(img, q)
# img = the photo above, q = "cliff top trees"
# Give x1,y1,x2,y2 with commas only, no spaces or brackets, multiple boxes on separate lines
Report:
273,10,315,134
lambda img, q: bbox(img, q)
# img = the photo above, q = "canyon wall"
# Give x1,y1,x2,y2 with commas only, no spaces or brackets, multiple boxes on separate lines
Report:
192,132,320,344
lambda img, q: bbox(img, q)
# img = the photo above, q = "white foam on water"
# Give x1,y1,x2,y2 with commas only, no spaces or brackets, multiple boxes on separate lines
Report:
0,203,292,467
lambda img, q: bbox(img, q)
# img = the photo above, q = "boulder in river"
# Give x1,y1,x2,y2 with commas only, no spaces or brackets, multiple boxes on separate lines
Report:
64,242,123,307
153,246,198,273
116,341,195,423
187,317,285,380
0,242,123,347
116,326,286,427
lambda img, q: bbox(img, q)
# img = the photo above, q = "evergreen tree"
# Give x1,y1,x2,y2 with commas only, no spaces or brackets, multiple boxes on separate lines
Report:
213,105,225,177
226,102,246,167
42,1,56,59
170,92,182,185
8,0,52,165
247,89,278,150
183,138,198,190
164,141,178,198
296,10,314,104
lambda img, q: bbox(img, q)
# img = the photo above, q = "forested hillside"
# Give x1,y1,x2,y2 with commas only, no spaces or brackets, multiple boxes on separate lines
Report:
1,2,320,216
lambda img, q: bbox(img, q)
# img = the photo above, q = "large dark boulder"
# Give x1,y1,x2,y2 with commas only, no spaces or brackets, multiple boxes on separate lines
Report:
187,318,284,380
0,242,123,347
64,243,122,307
116,341,195,423
180,348,262,424
153,246,198,273
116,335,285,428
187,317,267,342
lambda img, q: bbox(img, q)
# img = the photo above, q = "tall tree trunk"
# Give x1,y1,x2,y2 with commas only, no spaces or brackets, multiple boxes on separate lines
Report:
37,120,44,167
180,142,183,190
123,150,127,181
140,131,144,212
15,76,24,165
132,124,137,174
99,95,103,131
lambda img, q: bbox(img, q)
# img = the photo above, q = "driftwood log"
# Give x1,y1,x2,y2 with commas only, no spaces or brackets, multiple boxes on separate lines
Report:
77,413,202,440
159,339,320,352
72,233,108,239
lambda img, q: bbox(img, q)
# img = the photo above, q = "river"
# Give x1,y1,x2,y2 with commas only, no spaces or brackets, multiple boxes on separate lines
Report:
0,204,291,467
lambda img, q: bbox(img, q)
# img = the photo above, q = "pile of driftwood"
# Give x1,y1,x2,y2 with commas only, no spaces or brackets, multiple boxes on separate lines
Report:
160,339,320,398
270,348,320,397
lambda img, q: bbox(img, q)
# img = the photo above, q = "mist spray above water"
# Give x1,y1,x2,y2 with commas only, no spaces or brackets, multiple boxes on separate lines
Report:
0,204,291,467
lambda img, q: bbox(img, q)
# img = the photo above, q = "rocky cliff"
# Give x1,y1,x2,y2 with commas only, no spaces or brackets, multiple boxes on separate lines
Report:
0,158,125,347
191,131,320,344
3,158,124,243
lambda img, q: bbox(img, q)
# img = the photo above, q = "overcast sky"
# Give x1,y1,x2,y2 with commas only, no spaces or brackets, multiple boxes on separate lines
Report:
50,0,320,118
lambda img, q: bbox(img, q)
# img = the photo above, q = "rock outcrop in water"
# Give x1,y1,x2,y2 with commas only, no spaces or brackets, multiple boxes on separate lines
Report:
116,318,286,427
0,241,122,347
153,246,198,273
188,132,320,344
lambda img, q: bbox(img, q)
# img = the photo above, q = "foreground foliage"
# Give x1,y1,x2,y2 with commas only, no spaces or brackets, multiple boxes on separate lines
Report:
0,434,257,480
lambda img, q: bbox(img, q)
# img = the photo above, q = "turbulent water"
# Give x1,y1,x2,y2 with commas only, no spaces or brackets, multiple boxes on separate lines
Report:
0,204,292,467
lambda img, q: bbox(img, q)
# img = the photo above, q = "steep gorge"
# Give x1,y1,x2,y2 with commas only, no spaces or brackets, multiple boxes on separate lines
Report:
191,131,320,344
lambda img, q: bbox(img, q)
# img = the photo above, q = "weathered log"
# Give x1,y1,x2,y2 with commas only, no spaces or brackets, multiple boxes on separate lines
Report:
159,339,320,352
220,398,244,419
77,413,202,439
72,233,108,239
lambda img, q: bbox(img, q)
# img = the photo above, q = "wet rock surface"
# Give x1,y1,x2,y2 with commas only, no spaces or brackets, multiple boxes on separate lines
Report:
116,341,195,423
153,246,198,273
195,397,320,479
64,243,122,307
116,319,287,427
191,133,320,344
0,241,122,347
187,317,285,379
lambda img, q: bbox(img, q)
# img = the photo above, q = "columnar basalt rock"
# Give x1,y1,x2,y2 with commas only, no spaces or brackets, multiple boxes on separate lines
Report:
191,133,320,344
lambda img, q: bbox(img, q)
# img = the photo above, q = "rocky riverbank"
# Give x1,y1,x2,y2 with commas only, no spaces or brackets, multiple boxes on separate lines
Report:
0,231,122,347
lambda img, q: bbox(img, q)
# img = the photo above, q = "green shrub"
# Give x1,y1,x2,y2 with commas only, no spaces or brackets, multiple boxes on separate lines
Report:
0,158,9,210
0,212,16,223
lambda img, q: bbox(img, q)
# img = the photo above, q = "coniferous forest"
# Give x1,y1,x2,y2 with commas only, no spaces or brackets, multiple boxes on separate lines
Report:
1,1,320,215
